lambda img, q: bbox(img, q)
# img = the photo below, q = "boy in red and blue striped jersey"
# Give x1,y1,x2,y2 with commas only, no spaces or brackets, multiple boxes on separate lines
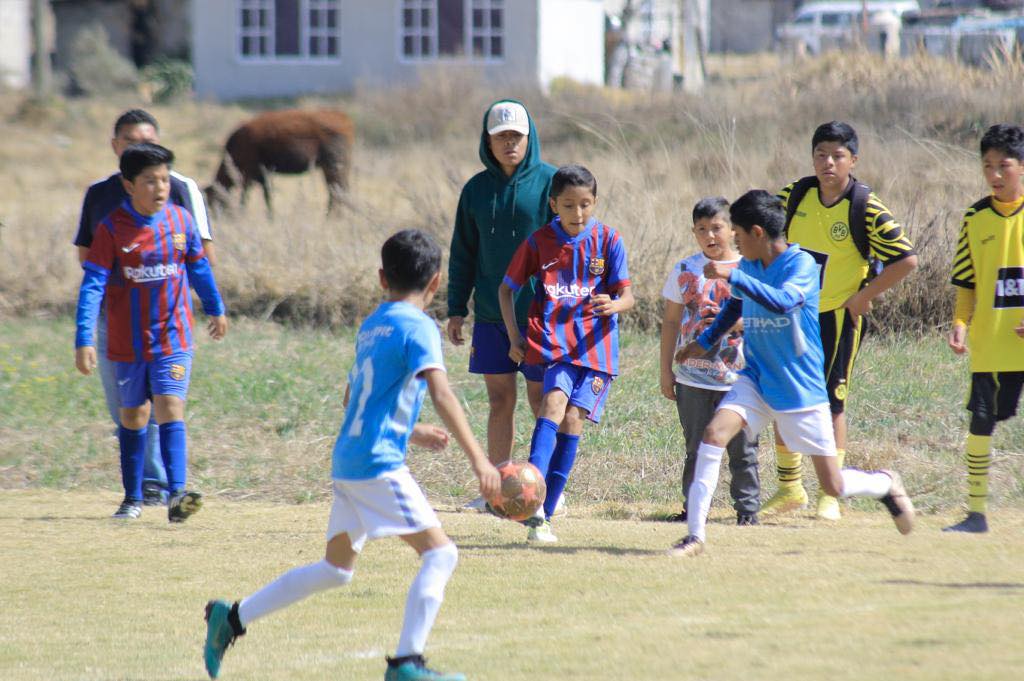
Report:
75,143,227,522
499,165,634,542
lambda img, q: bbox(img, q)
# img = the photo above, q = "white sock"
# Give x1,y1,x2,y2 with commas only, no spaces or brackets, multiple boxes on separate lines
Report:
686,442,725,543
839,469,892,499
395,542,459,657
238,559,353,627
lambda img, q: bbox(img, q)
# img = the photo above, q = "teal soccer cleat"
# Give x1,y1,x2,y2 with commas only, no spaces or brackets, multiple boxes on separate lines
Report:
384,655,466,681
204,600,243,678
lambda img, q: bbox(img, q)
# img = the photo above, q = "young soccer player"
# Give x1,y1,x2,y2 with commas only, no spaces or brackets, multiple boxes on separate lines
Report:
668,190,914,557
74,108,215,505
659,197,759,525
498,164,634,542
767,121,918,520
203,230,500,681
75,143,226,521
945,123,1024,534
447,100,556,512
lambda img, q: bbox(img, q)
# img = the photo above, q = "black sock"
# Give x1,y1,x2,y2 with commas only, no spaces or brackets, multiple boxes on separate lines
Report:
387,654,424,668
228,602,246,636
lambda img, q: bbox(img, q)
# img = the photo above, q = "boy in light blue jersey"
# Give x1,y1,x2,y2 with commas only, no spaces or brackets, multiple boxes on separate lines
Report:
668,191,915,557
203,230,500,681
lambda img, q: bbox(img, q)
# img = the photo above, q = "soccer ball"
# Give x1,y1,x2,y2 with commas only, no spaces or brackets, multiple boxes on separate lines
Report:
491,462,547,522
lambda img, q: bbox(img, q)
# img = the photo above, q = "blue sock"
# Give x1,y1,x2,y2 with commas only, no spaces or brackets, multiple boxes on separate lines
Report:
528,418,560,476
118,425,147,502
544,433,580,519
159,421,188,495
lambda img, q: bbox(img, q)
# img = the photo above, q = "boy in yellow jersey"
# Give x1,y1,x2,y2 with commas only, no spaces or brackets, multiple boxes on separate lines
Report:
946,124,1024,533
769,121,918,520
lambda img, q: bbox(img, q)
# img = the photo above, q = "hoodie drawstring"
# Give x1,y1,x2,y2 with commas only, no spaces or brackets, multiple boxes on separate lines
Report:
511,178,518,238
490,192,497,234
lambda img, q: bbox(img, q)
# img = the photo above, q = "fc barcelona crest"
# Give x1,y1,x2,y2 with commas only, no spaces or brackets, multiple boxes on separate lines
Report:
591,376,604,395
173,233,187,251
589,257,605,275
169,364,186,381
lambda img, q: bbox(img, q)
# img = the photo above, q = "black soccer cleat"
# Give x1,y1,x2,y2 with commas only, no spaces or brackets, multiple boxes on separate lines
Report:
943,512,988,534
168,490,203,523
112,498,142,519
736,512,759,526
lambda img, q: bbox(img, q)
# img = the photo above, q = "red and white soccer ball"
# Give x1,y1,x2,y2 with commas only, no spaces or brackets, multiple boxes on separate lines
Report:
491,461,547,522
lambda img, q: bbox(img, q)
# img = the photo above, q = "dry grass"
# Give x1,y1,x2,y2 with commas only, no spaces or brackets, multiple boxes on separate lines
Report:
3,489,1024,681
3,51,1023,331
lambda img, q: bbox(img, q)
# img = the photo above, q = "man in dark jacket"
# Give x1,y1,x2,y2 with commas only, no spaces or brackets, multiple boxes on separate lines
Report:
447,100,557,510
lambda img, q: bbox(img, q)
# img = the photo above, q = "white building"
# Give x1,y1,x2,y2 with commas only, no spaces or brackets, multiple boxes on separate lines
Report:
0,0,32,89
193,0,606,101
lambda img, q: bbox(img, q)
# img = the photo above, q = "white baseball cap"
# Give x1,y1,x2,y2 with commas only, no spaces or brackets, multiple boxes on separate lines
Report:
486,102,529,136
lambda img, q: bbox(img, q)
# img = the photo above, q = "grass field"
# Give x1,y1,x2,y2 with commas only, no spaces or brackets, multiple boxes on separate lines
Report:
2,316,1023,515
2,489,1023,681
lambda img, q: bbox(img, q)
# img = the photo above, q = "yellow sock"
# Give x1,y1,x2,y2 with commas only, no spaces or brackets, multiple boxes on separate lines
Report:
776,443,802,487
966,434,992,515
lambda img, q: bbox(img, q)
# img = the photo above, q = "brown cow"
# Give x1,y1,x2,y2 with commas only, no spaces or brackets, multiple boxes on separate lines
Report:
205,109,354,215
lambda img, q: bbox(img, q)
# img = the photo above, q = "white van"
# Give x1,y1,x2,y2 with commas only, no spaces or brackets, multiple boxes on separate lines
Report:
777,1,920,55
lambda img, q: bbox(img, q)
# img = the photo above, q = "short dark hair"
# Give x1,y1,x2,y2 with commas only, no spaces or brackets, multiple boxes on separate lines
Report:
730,190,786,239
692,196,730,224
980,124,1024,162
550,164,598,198
114,109,159,137
381,229,442,293
811,121,858,156
119,143,174,182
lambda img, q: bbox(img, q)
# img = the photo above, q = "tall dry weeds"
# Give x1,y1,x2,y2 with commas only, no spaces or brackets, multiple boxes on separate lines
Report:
2,52,1022,332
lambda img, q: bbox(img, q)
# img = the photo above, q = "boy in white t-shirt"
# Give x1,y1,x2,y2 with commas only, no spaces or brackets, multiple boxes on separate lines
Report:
659,197,760,525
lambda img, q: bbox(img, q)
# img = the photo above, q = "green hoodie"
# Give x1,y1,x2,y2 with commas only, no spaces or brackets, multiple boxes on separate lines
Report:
447,99,557,325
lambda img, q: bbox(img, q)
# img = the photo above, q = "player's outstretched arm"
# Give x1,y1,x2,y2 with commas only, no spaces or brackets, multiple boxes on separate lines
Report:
410,423,450,451
422,368,500,500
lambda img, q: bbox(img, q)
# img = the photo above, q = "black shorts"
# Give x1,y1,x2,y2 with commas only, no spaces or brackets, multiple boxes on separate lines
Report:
967,372,1024,424
819,308,863,415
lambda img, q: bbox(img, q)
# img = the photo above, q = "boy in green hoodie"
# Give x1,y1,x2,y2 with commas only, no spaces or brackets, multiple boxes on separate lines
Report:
447,100,557,509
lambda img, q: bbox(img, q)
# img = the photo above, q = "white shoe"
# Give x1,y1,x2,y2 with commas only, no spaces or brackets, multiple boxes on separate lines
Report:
527,520,558,543
462,496,488,512
550,493,567,518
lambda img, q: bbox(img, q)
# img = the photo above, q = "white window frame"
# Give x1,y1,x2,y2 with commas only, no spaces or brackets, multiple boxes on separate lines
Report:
237,0,342,63
398,0,505,63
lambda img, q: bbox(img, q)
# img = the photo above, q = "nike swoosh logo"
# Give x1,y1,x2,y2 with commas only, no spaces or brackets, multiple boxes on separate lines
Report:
541,259,560,270
117,378,130,386
121,243,140,253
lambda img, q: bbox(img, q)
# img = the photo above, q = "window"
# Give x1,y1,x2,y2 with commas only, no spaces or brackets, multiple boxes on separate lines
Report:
238,0,340,60
401,0,504,60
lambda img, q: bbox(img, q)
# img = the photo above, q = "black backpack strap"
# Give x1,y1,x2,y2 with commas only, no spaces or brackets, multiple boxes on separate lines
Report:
783,176,818,233
848,180,872,260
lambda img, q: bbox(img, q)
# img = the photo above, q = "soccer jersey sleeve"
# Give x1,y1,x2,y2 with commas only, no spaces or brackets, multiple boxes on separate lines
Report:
182,209,206,264
661,262,684,303
83,220,116,274
777,182,797,211
728,254,813,314
604,230,631,294
865,192,915,265
950,210,975,289
503,236,539,292
406,317,445,377
447,190,479,317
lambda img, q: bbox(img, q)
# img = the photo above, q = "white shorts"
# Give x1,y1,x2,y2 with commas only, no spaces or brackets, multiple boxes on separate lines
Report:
718,375,836,457
327,467,441,552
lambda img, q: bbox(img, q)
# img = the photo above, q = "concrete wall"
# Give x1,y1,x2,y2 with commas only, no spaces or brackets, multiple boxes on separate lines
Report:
538,0,604,87
52,0,190,70
0,0,31,88
710,0,797,53
194,0,544,101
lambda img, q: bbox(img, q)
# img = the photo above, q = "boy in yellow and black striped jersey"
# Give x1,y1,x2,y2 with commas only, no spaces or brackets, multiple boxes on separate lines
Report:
946,124,1024,534
766,121,918,520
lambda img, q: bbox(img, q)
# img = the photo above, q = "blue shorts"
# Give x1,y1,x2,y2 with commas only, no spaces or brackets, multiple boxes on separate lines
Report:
543,362,613,424
114,352,193,407
469,321,544,382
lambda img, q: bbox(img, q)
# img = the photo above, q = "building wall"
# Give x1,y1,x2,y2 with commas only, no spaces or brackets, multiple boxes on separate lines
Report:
52,0,190,71
710,0,797,53
194,0,543,101
0,0,31,88
538,0,604,87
